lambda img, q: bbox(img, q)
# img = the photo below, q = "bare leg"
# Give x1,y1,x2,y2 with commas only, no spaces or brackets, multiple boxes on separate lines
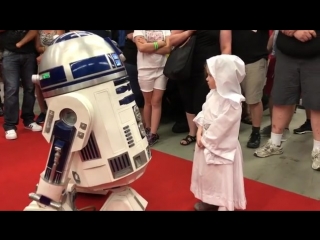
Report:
247,101,263,148
306,109,311,119
150,89,164,134
142,91,153,130
310,110,320,141
250,102,263,129
272,105,295,135
311,110,320,170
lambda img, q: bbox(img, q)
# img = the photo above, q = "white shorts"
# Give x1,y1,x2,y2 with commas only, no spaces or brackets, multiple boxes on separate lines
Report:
138,68,168,92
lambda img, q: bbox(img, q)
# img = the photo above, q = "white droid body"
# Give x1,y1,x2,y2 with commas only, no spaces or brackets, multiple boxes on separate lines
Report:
24,31,151,211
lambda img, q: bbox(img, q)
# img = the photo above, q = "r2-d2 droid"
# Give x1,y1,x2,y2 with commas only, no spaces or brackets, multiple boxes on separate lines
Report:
24,31,151,211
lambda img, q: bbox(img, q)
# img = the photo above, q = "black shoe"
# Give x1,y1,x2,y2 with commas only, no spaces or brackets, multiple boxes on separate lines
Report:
247,132,261,149
293,121,312,134
36,112,46,124
0,107,3,117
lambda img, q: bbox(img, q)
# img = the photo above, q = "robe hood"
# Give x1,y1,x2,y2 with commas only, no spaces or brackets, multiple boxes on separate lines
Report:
206,54,246,103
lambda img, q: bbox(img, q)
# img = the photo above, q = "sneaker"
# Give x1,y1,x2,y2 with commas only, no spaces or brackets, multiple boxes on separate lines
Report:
247,132,261,148
36,112,46,124
5,129,17,140
148,133,159,146
254,139,283,158
145,128,151,136
311,148,320,171
293,121,312,134
25,122,43,132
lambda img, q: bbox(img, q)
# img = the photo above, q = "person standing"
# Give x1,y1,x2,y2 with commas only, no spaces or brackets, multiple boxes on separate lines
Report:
0,30,42,140
133,30,172,146
232,30,270,149
254,30,320,171
191,55,246,211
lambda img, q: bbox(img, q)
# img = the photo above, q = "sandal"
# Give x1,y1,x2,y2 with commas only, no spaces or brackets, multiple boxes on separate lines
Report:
180,135,196,146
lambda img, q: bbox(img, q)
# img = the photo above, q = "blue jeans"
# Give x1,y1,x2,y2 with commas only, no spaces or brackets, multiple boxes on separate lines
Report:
125,62,144,108
2,50,36,131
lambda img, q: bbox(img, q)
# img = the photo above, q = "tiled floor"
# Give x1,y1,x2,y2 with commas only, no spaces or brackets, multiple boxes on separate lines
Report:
25,90,320,201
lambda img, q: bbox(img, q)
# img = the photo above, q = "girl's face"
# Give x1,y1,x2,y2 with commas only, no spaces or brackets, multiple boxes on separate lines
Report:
205,66,216,90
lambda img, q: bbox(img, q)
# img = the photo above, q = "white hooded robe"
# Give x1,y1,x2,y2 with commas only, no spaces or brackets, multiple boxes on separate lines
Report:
190,55,247,211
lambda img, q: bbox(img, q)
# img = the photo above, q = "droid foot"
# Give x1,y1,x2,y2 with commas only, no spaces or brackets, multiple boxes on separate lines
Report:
100,186,147,211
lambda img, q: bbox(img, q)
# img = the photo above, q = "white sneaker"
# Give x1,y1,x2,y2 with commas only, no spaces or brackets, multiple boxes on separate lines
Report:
25,122,42,132
312,148,320,171
5,129,17,140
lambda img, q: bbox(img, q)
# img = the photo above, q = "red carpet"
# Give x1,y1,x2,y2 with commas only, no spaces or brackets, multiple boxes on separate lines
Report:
1,120,320,211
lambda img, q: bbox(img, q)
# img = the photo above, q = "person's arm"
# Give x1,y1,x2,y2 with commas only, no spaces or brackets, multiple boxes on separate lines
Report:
133,30,166,53
154,31,172,55
35,32,44,54
16,30,37,48
169,30,195,46
220,30,231,54
267,31,275,53
280,30,296,37
56,30,65,36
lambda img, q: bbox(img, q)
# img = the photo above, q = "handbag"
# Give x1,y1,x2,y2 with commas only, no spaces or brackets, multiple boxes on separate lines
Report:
163,35,196,81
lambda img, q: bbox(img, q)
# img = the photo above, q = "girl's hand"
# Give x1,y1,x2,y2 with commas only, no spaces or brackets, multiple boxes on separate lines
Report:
196,127,204,148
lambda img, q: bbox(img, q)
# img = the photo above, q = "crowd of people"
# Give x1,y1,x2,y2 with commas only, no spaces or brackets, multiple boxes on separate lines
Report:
0,30,319,211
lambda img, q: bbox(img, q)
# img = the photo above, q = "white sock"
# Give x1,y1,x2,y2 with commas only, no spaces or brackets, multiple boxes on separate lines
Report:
271,132,282,146
313,139,320,151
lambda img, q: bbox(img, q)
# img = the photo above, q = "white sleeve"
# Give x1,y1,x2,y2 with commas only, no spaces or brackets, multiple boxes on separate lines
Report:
164,30,171,37
133,30,144,38
201,99,242,163
193,102,207,127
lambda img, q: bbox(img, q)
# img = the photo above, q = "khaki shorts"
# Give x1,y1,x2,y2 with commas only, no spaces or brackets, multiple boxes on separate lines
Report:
241,58,267,104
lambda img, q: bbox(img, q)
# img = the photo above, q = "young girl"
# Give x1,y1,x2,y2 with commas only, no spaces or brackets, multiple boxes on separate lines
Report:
191,54,247,211
133,30,171,146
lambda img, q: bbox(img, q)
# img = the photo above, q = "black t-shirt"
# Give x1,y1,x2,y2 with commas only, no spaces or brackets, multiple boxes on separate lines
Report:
191,30,221,72
232,30,269,64
2,30,36,54
276,31,320,58
122,30,138,66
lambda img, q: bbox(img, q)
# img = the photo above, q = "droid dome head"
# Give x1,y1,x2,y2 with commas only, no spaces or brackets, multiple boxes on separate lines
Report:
36,31,127,98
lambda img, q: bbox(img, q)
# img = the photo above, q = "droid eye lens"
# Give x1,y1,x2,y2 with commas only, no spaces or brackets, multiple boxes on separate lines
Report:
60,108,77,126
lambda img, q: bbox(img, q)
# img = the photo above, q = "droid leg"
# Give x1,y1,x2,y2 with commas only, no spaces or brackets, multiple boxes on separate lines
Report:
24,122,79,211
100,186,147,211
